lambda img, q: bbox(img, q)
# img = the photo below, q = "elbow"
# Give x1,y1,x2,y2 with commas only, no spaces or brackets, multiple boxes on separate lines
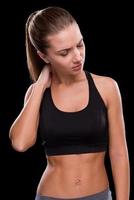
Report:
12,141,35,152
9,131,36,152
9,128,23,152
11,141,28,152
9,126,37,152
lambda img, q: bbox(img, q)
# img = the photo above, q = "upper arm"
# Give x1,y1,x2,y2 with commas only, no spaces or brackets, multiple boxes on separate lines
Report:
106,78,128,156
24,84,34,105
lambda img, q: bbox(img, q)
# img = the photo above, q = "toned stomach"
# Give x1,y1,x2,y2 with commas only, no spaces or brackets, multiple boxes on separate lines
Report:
36,152,109,198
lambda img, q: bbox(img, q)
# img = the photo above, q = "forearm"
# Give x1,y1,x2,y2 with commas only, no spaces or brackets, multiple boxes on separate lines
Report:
110,153,130,200
9,83,46,151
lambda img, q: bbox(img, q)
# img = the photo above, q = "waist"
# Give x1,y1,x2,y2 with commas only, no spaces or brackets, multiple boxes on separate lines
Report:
43,152,108,186
45,163,108,182
37,157,109,198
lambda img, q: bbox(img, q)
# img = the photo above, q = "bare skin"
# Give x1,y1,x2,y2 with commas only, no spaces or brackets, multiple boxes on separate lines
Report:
36,152,109,198
36,72,109,198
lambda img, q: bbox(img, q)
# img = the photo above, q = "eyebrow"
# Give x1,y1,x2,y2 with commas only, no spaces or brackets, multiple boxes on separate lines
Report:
56,38,83,53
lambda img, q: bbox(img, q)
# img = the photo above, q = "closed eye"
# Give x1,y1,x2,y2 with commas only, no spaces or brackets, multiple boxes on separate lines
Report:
60,50,69,56
77,40,84,48
58,38,84,56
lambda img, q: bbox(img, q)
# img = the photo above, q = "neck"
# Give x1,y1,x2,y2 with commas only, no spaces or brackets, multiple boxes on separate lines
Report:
51,69,85,86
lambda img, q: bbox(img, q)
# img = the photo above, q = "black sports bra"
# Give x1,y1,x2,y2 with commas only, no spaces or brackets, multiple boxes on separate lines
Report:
38,70,109,156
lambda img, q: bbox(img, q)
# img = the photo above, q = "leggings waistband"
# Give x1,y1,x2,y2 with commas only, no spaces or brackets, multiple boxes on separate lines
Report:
35,187,112,200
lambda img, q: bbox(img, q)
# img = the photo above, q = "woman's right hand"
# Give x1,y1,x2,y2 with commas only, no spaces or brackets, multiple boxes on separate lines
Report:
37,65,52,89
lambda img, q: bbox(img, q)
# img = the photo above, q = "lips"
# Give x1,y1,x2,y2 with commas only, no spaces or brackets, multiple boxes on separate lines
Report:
72,63,82,69
72,63,82,71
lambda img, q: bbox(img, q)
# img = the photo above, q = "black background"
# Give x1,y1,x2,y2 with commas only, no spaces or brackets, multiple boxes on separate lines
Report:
1,1,133,199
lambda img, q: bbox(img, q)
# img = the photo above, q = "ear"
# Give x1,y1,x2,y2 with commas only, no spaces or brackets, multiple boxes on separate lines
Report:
37,50,50,63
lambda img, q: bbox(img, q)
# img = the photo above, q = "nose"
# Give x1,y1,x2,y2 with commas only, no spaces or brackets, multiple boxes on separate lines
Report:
73,48,82,63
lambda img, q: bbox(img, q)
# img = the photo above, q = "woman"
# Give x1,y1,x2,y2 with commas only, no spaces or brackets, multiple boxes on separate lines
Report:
9,6,130,200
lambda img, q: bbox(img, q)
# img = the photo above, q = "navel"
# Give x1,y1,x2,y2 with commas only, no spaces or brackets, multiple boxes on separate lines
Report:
74,178,81,186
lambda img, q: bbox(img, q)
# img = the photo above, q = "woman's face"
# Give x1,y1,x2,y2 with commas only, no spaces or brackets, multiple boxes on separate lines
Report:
44,23,85,75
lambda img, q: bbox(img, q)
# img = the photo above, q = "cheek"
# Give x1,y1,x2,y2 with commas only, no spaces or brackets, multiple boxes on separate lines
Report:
50,58,68,69
55,56,72,65
50,53,77,68
81,47,85,56
82,51,85,59
59,60,73,71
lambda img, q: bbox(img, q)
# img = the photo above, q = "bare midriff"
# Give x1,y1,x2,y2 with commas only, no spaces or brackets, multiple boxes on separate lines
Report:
36,151,109,198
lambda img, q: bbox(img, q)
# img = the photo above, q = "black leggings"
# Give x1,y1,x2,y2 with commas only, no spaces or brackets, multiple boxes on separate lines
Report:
35,187,112,200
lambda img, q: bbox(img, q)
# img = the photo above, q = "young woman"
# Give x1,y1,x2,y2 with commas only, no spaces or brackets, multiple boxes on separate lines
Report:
9,6,130,200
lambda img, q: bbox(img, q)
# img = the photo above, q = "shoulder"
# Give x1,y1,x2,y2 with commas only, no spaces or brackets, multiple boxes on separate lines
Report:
91,73,118,89
90,73,121,107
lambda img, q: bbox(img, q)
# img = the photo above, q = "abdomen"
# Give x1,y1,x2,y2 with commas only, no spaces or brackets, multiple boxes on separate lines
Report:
36,152,109,198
